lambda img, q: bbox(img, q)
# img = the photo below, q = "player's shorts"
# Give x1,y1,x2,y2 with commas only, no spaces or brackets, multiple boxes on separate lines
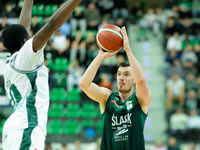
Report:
2,125,45,150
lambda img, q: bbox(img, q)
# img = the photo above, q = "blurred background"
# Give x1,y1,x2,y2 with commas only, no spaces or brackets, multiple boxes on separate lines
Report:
0,0,200,149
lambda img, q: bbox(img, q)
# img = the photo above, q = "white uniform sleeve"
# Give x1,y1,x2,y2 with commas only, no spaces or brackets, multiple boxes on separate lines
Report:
13,37,46,71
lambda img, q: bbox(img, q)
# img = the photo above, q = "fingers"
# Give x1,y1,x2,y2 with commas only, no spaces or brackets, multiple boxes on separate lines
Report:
121,26,127,37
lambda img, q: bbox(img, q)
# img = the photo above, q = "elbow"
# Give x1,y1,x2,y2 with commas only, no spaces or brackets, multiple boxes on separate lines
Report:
136,76,146,84
79,79,86,90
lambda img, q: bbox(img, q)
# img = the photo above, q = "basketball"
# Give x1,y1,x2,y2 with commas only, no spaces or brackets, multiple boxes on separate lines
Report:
96,24,123,52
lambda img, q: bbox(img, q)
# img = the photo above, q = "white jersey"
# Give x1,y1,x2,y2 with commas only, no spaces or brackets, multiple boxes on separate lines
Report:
3,37,49,135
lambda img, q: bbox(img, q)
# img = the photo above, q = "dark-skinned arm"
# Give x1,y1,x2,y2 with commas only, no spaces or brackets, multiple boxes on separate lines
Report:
18,0,34,31
33,0,81,52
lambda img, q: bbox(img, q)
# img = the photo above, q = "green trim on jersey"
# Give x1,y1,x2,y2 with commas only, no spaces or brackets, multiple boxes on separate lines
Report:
19,127,34,150
26,72,38,127
100,92,147,150
9,84,22,104
10,54,44,74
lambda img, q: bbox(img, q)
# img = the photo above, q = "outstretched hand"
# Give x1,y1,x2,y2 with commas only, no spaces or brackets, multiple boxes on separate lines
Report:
121,26,131,51
98,49,119,59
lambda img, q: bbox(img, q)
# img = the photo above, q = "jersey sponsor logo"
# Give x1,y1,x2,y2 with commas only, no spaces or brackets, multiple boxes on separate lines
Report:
115,128,128,136
111,100,123,108
112,113,132,126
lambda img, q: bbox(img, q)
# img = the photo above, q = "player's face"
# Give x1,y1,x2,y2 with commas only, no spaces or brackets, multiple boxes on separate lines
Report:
117,66,134,93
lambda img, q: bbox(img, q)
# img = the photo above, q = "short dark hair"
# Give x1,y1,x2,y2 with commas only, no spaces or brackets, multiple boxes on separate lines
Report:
1,24,29,53
117,62,130,68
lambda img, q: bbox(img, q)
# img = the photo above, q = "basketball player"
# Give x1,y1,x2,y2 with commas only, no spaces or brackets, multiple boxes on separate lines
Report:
1,0,81,149
79,26,152,150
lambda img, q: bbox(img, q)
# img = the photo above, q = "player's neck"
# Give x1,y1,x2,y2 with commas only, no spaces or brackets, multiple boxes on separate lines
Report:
119,89,134,102
10,50,18,55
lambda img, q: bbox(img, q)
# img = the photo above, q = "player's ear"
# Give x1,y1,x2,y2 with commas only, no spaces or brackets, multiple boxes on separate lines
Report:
23,38,28,43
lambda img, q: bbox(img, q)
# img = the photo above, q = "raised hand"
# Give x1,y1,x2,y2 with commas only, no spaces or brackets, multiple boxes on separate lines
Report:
121,26,131,51
98,49,119,59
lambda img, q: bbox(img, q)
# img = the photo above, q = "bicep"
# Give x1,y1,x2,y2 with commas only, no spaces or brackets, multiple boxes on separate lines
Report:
136,80,152,107
82,82,112,105
33,24,56,52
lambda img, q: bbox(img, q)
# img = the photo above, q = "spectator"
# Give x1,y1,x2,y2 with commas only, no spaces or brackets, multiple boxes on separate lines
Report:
70,4,87,35
164,18,180,48
164,5,179,19
178,4,192,19
0,16,9,31
145,9,157,32
185,72,198,93
115,17,125,28
85,42,98,67
166,72,185,110
180,18,199,35
67,59,84,91
187,110,200,140
45,142,52,150
181,33,195,51
59,21,71,37
188,142,196,150
181,45,198,76
1,2,17,18
169,108,188,139
130,1,144,22
97,15,110,30
136,15,149,41
70,35,86,67
97,0,114,15
165,49,181,65
0,37,6,52
62,144,68,150
194,44,200,74
167,137,181,150
98,73,112,90
185,90,198,113
155,7,168,31
166,32,182,52
50,30,71,60
112,2,128,23
75,140,82,150
150,141,167,150
85,31,96,49
191,0,200,18
165,58,184,79
31,16,42,35
85,2,101,30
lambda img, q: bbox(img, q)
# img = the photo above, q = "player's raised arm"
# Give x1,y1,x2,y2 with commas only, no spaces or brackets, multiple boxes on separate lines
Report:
18,0,34,32
79,50,118,113
121,26,152,114
33,0,81,52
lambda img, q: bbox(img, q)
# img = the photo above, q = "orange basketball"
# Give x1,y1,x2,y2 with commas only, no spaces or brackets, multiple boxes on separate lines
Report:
96,24,123,52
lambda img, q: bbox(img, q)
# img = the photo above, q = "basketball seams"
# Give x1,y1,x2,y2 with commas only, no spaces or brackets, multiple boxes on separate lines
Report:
96,25,123,52
96,32,117,52
98,33,122,48
98,28,123,39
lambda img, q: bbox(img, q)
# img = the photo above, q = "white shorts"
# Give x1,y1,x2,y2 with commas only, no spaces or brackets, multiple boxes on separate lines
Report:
2,126,45,150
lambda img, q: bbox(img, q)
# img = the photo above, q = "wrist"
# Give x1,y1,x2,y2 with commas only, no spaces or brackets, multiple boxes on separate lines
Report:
124,47,132,52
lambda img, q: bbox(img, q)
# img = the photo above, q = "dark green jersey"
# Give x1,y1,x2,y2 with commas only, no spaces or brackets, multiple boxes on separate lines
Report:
100,92,147,150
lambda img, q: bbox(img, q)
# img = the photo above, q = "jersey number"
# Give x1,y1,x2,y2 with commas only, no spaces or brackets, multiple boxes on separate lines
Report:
9,84,22,105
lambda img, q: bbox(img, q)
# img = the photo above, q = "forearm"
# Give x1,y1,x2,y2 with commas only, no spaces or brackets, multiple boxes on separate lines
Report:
18,0,34,31
126,48,146,82
47,0,81,31
80,53,105,88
